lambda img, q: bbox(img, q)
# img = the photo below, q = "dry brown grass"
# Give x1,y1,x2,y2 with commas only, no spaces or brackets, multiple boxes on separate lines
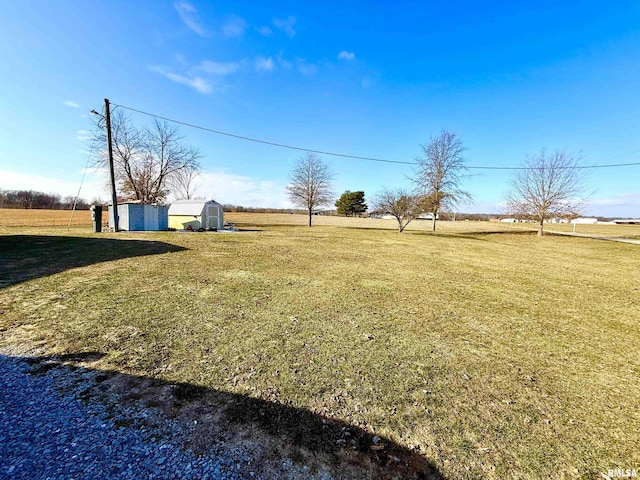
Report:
227,212,640,239
543,222,640,239
225,212,523,234
0,208,92,227
1,212,639,478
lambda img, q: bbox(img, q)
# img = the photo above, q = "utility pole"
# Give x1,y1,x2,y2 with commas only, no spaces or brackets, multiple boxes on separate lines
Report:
104,98,119,231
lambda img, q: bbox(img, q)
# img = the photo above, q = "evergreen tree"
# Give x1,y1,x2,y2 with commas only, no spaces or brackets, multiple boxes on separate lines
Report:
335,191,367,216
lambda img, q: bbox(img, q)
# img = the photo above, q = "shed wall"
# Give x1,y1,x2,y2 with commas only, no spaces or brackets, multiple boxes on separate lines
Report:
142,205,168,231
127,204,145,231
169,214,202,230
108,204,168,231
158,207,169,230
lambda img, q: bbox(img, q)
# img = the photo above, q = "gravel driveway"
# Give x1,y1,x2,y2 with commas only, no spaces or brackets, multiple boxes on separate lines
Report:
0,352,256,480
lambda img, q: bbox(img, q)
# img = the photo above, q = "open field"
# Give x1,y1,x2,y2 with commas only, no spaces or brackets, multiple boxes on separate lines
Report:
3,208,639,240
0,208,91,227
541,222,640,239
225,212,521,234
228,212,640,239
1,213,639,478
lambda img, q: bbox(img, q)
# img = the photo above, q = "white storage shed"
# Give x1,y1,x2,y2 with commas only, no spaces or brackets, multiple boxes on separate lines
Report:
168,200,224,230
108,203,169,231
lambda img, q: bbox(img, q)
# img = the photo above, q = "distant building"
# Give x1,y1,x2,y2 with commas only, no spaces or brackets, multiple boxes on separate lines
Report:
571,217,598,224
612,219,640,225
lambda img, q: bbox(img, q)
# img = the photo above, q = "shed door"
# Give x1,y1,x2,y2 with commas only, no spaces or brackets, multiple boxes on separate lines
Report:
206,204,220,229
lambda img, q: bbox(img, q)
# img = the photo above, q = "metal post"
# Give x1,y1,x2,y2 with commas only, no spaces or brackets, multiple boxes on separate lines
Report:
104,98,119,231
90,205,103,233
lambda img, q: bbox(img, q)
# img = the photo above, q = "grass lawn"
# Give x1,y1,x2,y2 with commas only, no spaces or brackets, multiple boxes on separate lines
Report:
1,213,639,478
539,222,640,239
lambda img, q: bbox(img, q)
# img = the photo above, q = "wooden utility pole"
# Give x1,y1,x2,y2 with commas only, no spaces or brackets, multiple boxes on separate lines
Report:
104,98,119,231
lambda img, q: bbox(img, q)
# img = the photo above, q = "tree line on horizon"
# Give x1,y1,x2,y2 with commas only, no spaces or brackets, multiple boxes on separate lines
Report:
0,189,93,210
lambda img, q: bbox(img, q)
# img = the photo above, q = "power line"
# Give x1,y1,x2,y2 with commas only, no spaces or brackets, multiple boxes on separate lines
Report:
467,161,640,170
113,104,414,165
113,102,640,171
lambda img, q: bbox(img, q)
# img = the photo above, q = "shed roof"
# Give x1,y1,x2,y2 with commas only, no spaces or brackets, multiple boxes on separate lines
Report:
168,200,221,216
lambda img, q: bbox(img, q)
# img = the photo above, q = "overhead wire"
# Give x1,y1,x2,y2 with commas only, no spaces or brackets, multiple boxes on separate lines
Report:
112,102,640,171
466,161,640,170
113,103,414,165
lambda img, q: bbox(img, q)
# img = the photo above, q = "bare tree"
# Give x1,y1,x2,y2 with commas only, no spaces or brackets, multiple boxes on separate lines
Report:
168,164,200,200
372,188,421,232
505,149,589,236
413,130,471,231
93,111,201,204
286,153,334,227
92,110,142,199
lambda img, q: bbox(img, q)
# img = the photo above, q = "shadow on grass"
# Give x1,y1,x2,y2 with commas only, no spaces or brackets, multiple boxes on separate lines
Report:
404,231,487,241
339,226,536,238
337,226,410,234
10,351,443,480
0,235,187,289
466,229,537,236
339,227,491,240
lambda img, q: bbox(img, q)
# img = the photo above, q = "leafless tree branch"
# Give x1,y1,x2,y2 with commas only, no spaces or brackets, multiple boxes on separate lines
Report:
286,153,334,226
372,188,421,232
92,112,201,204
412,130,471,231
505,149,590,236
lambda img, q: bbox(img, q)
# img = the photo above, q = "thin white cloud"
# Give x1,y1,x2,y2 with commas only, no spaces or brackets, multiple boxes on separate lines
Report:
277,53,292,70
76,130,93,141
273,16,296,37
197,60,240,76
64,101,80,108
150,66,212,94
297,60,317,76
167,73,211,93
587,194,640,206
256,26,272,36
183,170,291,208
0,169,106,202
585,193,640,213
81,167,106,175
222,16,246,38
174,2,206,37
0,167,292,208
255,57,275,72
338,51,355,60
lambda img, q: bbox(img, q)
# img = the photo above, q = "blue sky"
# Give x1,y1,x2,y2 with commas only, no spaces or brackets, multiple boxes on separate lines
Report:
1,0,639,216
